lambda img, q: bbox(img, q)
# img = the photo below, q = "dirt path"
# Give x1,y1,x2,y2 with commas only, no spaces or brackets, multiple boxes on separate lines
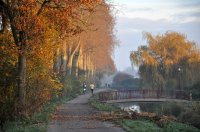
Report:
47,88,125,132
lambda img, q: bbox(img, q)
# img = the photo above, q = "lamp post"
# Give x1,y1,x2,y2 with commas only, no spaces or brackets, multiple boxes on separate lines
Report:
178,67,181,90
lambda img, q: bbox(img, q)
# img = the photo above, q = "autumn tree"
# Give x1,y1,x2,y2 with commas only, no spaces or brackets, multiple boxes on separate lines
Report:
52,1,117,81
0,0,102,115
130,31,200,90
0,0,117,125
79,1,117,79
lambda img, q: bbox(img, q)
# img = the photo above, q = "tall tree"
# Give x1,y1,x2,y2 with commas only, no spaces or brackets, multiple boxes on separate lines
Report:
52,1,117,79
130,32,200,90
0,0,101,115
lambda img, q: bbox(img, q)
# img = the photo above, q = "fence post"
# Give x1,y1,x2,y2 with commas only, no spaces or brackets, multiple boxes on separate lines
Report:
189,92,192,101
143,89,145,98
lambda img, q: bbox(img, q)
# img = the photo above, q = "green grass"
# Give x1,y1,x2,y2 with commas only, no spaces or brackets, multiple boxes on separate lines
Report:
89,94,120,112
4,95,74,132
3,77,83,132
89,93,200,132
117,119,200,132
117,119,161,132
162,122,200,132
4,122,46,132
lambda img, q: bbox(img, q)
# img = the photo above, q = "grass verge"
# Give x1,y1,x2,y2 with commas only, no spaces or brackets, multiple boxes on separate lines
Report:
89,94,120,112
89,93,200,132
117,119,200,132
117,119,161,132
4,95,75,132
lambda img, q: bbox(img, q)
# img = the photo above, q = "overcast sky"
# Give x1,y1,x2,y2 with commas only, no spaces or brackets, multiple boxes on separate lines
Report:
111,0,200,71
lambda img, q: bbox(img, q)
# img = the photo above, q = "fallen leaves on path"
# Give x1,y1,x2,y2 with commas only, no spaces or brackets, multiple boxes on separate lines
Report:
51,110,177,128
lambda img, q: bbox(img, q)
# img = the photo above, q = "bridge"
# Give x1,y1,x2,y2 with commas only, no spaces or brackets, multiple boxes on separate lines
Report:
98,89,191,103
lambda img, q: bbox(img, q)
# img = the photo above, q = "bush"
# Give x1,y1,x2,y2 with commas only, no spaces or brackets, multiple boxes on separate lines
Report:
4,94,72,132
4,77,82,132
62,77,82,96
161,102,184,117
25,63,63,115
179,110,200,129
190,82,200,100
162,121,199,132
191,102,200,114
0,33,18,129
139,102,161,113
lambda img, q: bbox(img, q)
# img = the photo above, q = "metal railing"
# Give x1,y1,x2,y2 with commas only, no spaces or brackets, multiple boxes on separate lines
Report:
99,89,190,101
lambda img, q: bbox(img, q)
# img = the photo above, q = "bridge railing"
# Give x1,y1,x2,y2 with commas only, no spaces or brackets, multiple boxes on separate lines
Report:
99,89,190,101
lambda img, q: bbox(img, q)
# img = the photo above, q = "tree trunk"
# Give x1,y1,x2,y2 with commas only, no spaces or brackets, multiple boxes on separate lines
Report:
66,54,73,76
7,10,27,115
72,50,80,77
90,61,94,78
75,61,79,77
17,31,27,114
86,54,90,78
77,48,84,76
86,54,91,79
60,41,67,77
83,54,87,79
66,38,81,76
53,48,61,74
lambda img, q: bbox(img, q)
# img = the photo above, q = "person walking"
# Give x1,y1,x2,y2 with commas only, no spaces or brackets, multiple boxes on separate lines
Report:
90,83,95,94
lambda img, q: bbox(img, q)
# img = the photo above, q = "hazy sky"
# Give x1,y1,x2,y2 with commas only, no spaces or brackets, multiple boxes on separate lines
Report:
111,0,200,71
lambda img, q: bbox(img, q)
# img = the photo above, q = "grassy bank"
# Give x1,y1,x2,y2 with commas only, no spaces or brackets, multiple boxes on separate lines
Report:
4,95,74,132
117,119,200,132
116,101,200,129
89,94,200,132
4,78,82,132
89,94,120,112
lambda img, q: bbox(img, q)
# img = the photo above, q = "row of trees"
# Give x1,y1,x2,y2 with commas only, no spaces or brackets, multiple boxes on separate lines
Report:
130,32,200,91
0,0,116,124
53,2,116,79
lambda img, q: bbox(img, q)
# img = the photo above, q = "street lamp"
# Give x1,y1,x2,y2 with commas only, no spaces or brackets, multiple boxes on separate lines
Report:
178,67,181,90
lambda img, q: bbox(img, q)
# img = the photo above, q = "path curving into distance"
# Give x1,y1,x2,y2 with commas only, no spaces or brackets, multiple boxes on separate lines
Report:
47,88,125,132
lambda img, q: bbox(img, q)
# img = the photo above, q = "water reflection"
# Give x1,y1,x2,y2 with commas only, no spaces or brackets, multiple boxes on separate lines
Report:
115,102,162,113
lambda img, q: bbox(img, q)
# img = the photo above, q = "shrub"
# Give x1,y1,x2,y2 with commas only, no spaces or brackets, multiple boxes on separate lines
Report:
62,77,82,96
139,102,161,113
162,102,184,117
191,102,200,114
179,110,200,129
0,33,18,129
162,121,199,132
190,82,200,100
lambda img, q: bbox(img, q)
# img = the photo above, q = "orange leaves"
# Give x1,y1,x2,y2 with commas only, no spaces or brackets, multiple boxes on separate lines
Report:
188,49,200,63
12,0,37,30
0,34,18,81
142,51,157,66
0,33,17,56
144,32,199,66
1,45,6,50
131,31,200,74
80,0,101,4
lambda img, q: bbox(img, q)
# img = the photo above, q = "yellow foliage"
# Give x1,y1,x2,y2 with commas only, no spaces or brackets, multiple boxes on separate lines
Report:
137,32,200,66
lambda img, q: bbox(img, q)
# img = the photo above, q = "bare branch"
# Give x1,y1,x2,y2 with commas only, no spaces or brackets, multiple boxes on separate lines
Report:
37,0,51,16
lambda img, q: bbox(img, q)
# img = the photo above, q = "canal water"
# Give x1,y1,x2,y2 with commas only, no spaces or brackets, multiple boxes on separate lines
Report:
114,102,164,113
